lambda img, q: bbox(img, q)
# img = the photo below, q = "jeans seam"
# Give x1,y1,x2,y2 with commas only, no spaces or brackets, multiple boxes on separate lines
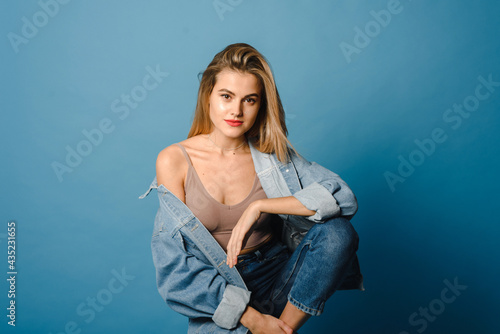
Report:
271,242,310,301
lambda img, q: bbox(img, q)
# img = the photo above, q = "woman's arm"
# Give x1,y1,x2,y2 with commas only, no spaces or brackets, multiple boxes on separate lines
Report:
226,197,315,268
255,196,316,217
227,149,358,266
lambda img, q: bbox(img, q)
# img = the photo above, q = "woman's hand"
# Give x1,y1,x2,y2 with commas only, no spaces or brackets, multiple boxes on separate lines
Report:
250,314,294,334
241,306,293,334
226,200,262,268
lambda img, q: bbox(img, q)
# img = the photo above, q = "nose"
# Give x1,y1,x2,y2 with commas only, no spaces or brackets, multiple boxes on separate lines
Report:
231,102,244,116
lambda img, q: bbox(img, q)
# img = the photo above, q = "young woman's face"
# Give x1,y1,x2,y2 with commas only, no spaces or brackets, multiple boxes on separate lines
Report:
208,69,262,140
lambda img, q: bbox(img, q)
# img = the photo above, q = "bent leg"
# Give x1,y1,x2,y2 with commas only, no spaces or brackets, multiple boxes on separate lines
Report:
270,217,360,319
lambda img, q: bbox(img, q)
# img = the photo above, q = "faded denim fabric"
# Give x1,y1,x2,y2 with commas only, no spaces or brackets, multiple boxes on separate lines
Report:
140,137,363,333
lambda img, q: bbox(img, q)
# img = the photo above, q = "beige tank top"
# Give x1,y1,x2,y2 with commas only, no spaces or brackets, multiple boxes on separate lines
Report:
176,143,273,252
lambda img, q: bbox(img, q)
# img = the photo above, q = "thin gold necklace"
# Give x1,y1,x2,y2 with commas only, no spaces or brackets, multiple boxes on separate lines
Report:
207,134,247,151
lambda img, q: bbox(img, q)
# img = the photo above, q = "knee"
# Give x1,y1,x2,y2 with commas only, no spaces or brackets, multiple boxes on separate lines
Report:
309,217,359,255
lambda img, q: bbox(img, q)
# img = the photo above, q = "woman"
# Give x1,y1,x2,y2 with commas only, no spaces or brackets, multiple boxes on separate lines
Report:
140,43,363,333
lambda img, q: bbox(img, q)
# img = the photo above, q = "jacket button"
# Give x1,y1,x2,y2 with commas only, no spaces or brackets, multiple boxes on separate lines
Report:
285,169,289,172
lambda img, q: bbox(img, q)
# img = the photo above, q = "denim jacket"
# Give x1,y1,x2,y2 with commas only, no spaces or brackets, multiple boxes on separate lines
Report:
139,138,362,333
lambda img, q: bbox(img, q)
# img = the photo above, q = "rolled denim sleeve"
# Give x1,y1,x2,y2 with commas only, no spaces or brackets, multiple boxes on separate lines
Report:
293,181,341,221
290,153,358,222
213,285,251,329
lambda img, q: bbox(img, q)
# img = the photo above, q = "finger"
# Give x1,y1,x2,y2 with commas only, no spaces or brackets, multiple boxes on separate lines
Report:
229,232,239,263
228,239,234,267
231,243,238,267
227,231,237,266
233,235,244,266
278,321,293,334
233,240,242,266
227,250,233,267
226,239,231,265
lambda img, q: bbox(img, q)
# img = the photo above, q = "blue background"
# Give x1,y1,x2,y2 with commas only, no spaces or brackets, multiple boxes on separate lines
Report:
1,0,499,333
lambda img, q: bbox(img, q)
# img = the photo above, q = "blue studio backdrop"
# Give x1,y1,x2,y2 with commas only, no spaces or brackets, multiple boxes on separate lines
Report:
1,1,499,333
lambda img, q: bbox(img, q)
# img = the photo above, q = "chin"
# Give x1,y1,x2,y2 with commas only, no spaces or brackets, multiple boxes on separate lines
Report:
219,126,249,136
224,131,248,139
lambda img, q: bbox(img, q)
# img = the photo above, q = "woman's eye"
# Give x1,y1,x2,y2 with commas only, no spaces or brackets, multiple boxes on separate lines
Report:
245,98,256,103
221,94,230,99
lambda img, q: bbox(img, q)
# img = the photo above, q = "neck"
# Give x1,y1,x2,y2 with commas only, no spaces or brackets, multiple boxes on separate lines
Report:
207,133,247,153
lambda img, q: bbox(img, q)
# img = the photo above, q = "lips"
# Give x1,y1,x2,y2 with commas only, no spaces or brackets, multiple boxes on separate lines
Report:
224,120,243,127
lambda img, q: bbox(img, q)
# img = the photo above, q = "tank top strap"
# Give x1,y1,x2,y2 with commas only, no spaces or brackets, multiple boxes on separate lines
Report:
175,143,193,167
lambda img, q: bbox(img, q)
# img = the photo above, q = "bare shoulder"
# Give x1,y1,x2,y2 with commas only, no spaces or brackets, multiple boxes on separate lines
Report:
177,135,206,151
156,143,188,202
156,143,185,169
156,136,204,167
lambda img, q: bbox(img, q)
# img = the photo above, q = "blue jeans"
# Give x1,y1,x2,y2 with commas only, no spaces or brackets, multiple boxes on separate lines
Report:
236,217,362,317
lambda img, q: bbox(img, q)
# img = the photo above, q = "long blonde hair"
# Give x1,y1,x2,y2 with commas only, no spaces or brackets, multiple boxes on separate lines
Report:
187,43,296,163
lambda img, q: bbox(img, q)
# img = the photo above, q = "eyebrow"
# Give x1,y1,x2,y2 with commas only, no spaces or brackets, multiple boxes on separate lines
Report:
218,88,259,98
